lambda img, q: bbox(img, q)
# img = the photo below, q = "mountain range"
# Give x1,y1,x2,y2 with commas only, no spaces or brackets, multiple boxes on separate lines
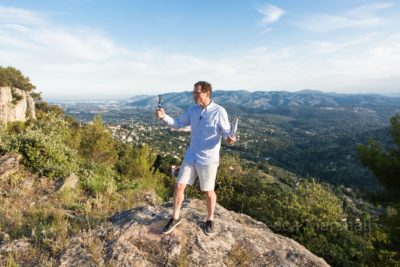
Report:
127,90,400,113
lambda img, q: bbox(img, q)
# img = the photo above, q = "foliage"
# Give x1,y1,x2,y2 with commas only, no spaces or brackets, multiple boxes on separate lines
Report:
80,162,117,196
35,101,65,118
0,112,80,178
213,154,397,267
1,82,399,266
0,66,36,92
30,91,42,102
79,115,117,166
355,114,400,264
357,114,400,201
10,88,23,105
116,142,137,177
64,115,81,151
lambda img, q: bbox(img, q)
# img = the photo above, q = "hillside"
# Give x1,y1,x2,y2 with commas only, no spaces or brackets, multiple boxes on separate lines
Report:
127,90,400,113
1,105,399,266
58,90,400,192
0,154,331,266
1,66,398,266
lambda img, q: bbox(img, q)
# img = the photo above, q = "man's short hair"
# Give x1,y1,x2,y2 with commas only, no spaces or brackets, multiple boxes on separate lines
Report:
194,81,212,96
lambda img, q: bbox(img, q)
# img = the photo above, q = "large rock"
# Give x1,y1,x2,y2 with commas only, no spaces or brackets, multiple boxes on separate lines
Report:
60,199,330,267
0,86,36,124
58,173,79,192
0,153,22,180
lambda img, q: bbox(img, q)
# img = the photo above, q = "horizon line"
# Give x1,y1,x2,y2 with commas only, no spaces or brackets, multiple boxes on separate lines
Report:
45,89,400,102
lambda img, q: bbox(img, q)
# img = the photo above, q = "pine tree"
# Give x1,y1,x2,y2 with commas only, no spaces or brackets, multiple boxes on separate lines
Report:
357,114,400,201
79,115,117,166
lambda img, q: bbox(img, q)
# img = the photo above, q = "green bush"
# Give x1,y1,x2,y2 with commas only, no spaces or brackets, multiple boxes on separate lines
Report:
215,155,390,266
35,101,65,118
1,113,80,178
115,142,171,200
81,163,117,196
79,115,117,166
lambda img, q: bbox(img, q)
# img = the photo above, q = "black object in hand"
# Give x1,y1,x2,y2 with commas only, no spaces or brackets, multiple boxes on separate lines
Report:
158,95,163,108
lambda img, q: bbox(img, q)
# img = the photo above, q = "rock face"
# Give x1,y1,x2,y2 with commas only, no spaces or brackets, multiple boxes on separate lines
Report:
59,199,330,267
0,86,36,124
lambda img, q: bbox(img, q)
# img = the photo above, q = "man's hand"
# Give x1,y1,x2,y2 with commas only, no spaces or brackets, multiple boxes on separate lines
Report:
155,108,165,120
227,135,236,145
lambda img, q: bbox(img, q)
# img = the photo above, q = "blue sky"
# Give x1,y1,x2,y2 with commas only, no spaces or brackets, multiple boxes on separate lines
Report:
1,0,400,100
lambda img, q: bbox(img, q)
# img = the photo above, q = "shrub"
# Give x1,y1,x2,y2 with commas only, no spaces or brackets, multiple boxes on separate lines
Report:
79,115,117,166
80,163,117,196
1,112,80,178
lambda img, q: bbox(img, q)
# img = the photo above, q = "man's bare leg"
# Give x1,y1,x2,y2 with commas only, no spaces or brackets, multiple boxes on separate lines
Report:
204,190,216,221
172,183,187,219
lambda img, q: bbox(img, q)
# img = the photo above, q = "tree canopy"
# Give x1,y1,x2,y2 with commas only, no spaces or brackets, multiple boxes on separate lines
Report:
357,114,400,201
0,66,36,92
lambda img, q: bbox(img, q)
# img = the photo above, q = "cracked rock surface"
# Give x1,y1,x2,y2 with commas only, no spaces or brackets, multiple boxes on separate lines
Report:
59,198,329,267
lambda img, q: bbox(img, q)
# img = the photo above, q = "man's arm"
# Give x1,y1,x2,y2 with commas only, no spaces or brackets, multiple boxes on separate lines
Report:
217,109,236,144
155,108,191,129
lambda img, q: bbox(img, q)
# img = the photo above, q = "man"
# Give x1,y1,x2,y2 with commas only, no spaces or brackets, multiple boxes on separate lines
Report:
155,81,235,236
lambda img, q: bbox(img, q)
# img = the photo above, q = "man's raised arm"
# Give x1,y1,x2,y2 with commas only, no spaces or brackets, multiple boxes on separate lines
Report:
155,108,191,129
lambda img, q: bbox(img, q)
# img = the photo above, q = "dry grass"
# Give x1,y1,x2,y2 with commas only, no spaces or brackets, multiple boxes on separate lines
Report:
5,253,18,267
0,165,154,266
133,234,189,267
82,231,105,266
225,241,252,267
1,245,55,267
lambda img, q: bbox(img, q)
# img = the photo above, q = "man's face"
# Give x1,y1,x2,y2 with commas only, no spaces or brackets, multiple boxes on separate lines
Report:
193,85,210,106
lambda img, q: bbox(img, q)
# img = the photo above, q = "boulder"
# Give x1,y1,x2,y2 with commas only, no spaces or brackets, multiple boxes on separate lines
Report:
60,199,330,267
0,153,22,180
58,173,79,192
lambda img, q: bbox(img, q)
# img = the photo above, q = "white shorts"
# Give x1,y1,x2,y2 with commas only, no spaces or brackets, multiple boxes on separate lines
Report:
177,161,219,191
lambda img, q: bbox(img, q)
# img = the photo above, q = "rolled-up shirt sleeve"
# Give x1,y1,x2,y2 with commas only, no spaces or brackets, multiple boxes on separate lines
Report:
218,108,231,140
162,109,191,129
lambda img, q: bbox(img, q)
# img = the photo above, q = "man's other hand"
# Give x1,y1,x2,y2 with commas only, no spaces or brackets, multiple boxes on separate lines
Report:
227,136,236,145
155,108,165,119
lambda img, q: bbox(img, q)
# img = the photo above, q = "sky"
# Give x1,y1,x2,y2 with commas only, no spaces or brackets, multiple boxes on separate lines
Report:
1,0,400,100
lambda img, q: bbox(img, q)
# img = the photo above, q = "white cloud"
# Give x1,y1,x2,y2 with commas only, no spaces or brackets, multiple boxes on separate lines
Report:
257,4,285,25
310,33,375,54
298,3,395,32
259,28,272,36
1,6,280,98
0,5,399,99
300,33,400,93
0,6,44,25
0,23,30,33
347,3,395,17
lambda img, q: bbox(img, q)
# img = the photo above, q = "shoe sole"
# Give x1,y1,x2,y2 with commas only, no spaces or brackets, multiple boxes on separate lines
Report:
162,220,182,235
204,224,216,236
204,230,216,236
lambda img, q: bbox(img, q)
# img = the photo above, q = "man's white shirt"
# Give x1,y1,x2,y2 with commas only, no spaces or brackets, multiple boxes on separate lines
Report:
162,101,231,165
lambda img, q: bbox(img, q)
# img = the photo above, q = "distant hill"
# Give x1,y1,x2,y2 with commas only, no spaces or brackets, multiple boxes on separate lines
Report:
60,89,399,192
127,90,400,113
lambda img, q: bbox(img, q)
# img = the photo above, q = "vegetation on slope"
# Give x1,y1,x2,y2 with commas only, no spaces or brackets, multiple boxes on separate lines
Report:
0,67,398,266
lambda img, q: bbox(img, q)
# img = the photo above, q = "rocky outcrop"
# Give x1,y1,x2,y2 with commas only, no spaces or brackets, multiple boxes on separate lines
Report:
59,199,330,267
0,152,329,266
0,86,36,124
0,153,22,180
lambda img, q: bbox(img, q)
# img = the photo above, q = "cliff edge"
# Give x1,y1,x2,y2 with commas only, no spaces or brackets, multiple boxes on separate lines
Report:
59,199,330,267
0,86,35,124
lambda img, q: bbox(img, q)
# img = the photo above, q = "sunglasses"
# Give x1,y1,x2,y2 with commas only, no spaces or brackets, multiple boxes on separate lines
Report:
192,91,204,95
